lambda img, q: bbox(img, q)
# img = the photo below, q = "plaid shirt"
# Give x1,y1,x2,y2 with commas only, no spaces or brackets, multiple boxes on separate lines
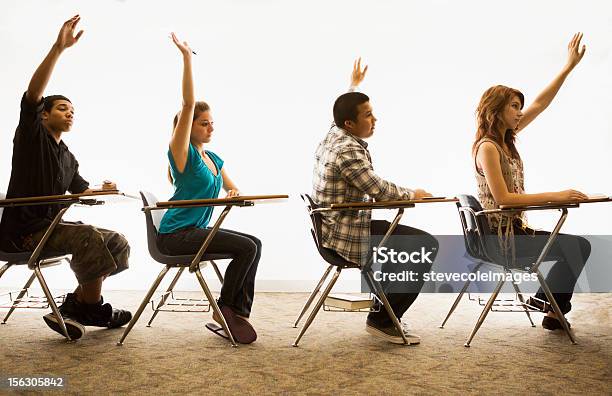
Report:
312,125,415,266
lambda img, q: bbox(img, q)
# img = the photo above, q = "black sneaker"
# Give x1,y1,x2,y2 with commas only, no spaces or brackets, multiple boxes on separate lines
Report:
43,312,85,340
365,319,420,345
542,316,572,331
76,298,132,328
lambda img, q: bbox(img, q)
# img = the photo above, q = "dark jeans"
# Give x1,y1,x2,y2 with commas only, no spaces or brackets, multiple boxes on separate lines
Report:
367,220,439,327
512,226,590,314
157,227,261,317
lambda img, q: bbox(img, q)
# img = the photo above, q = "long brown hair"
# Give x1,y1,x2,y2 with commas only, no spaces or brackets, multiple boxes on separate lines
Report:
472,85,524,159
168,102,210,183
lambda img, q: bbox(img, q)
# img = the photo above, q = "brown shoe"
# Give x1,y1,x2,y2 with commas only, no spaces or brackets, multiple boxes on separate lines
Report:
215,306,257,344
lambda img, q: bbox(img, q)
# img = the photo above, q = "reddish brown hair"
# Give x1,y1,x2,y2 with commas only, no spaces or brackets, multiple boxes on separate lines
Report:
472,85,524,159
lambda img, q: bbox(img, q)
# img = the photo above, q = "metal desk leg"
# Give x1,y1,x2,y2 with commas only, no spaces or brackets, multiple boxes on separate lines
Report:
2,272,36,324
440,262,484,329
511,279,536,327
0,263,11,280
528,209,568,274
293,265,334,328
26,207,71,340
293,267,342,347
147,267,185,327
526,208,576,344
195,268,238,347
210,260,224,284
189,206,233,273
537,270,577,344
464,278,506,347
35,266,71,341
26,207,69,269
362,208,409,344
117,266,171,346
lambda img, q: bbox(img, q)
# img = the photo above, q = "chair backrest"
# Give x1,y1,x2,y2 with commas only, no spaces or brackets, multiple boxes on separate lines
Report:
301,193,357,268
139,191,168,262
456,194,492,261
0,193,5,222
301,194,323,249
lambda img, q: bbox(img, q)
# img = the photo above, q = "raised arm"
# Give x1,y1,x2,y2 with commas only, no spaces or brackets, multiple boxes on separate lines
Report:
26,15,83,104
516,33,586,133
349,57,368,91
476,141,587,205
168,32,196,173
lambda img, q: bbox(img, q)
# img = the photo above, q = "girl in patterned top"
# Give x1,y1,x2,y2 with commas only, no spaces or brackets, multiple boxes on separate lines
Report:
472,33,591,331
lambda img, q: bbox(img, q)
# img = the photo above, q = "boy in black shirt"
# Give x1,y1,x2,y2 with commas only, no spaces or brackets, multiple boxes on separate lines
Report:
0,15,131,339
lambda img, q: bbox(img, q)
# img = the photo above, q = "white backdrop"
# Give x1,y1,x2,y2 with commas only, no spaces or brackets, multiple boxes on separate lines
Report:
1,0,611,291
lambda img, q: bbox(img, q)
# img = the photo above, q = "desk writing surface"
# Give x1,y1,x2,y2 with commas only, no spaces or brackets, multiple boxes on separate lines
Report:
499,196,612,210
330,197,458,209
0,190,123,205
155,194,289,208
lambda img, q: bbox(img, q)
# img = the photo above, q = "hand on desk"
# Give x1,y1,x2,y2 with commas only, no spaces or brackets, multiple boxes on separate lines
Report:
556,189,588,202
226,189,240,198
102,180,117,190
413,189,433,200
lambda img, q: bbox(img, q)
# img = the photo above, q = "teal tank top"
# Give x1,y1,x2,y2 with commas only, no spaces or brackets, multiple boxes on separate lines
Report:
158,144,224,234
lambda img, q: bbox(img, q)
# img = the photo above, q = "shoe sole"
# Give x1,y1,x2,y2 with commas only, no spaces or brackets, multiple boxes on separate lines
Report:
365,324,420,345
219,306,257,344
43,313,85,340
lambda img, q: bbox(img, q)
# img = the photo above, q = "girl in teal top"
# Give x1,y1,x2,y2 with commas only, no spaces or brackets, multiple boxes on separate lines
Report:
159,144,224,233
157,33,260,344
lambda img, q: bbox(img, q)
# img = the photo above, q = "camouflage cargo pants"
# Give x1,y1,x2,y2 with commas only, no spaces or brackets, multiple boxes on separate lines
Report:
23,222,129,284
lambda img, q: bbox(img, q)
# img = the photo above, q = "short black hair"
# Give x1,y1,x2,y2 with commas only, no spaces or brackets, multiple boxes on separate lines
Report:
43,95,72,113
333,92,369,129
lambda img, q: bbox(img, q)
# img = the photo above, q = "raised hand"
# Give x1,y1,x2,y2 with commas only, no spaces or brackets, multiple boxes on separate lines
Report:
171,32,193,58
565,32,586,70
350,57,368,88
55,15,84,51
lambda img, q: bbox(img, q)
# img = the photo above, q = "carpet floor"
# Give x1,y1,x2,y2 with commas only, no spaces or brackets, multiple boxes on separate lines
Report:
1,292,610,395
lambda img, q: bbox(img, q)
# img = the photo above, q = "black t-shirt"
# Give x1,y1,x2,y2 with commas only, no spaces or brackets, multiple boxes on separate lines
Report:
0,93,89,245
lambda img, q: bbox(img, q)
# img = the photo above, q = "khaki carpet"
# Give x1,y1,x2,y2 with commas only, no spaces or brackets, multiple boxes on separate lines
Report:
1,292,610,395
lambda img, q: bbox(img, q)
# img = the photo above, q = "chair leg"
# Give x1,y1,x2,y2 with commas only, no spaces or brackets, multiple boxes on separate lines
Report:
536,270,577,344
210,260,224,284
440,262,483,329
194,268,238,347
147,267,185,327
292,267,342,347
0,263,11,280
2,271,36,324
293,265,334,328
464,278,505,347
511,278,536,328
117,266,170,346
34,266,71,341
363,270,409,345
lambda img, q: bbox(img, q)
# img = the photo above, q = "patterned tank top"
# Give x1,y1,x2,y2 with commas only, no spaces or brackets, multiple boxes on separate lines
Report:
474,138,527,231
